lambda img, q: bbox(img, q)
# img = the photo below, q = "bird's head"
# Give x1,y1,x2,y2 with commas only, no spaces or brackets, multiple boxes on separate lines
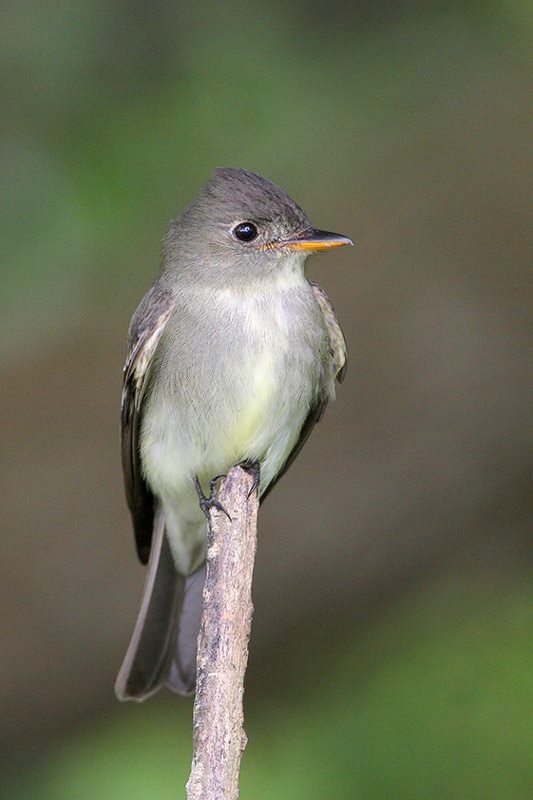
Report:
164,168,352,287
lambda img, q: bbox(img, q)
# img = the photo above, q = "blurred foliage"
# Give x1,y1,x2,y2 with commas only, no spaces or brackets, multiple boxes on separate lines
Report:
5,576,531,799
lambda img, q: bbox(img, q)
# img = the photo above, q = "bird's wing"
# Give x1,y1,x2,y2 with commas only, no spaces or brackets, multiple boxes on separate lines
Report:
262,282,346,500
121,283,174,564
309,281,347,384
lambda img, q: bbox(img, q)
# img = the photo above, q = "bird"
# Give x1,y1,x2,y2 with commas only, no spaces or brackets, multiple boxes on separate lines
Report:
115,168,351,701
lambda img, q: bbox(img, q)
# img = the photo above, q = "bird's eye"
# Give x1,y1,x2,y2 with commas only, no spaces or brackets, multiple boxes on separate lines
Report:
233,222,258,242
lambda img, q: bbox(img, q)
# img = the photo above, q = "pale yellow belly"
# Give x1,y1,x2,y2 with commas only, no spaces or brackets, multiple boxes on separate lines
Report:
225,350,279,460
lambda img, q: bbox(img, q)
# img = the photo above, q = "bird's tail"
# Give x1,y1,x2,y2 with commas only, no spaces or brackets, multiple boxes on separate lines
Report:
115,507,205,701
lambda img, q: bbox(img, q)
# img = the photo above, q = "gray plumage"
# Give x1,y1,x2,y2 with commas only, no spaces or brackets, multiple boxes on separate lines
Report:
115,168,349,701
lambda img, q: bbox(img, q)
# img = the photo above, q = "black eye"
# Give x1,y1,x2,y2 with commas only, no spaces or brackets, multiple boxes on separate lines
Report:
233,222,258,242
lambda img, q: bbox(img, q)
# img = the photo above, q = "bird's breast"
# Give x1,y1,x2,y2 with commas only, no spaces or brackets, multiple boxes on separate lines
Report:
141,284,325,496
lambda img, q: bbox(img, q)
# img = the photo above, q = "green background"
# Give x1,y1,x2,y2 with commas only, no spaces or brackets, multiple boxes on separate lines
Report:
2,2,531,797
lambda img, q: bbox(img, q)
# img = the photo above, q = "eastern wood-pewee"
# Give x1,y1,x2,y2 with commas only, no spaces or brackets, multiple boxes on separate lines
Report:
115,168,351,700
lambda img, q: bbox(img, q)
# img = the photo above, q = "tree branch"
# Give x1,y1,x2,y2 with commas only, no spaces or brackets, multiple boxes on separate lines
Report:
186,466,259,800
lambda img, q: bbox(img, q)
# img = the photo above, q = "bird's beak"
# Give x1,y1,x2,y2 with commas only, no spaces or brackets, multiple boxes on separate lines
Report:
273,228,353,252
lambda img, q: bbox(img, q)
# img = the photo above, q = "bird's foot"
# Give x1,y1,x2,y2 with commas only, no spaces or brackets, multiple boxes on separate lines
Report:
238,460,261,498
194,476,232,521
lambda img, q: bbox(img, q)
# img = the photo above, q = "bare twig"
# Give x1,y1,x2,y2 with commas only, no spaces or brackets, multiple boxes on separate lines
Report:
186,466,259,800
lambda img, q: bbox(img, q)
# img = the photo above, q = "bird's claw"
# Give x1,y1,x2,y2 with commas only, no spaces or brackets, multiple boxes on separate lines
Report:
195,476,232,521
238,460,261,498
